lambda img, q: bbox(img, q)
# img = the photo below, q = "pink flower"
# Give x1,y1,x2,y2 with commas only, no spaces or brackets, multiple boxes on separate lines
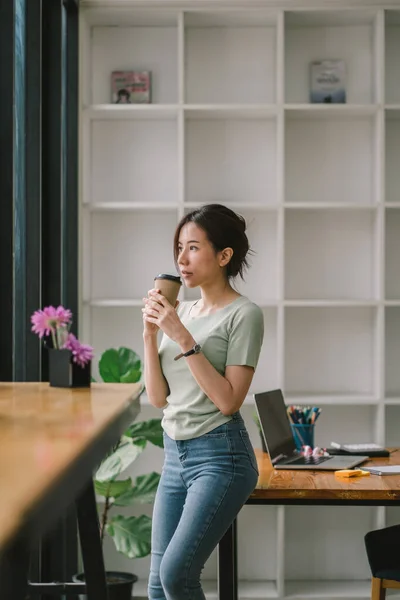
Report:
63,333,93,368
31,306,72,338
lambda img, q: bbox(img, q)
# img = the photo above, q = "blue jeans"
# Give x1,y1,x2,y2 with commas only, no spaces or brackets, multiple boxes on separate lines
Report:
148,412,259,600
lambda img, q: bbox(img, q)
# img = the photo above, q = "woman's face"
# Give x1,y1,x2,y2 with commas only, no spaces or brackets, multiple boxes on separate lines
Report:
177,222,224,288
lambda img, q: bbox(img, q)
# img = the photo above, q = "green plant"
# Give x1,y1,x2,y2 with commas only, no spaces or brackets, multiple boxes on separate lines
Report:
252,412,261,431
94,347,163,559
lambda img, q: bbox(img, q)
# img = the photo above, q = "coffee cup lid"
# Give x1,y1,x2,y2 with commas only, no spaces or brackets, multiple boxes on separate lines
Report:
154,273,182,284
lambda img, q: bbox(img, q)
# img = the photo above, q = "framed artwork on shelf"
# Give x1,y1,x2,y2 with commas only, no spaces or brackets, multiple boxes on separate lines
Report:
310,60,346,104
111,70,152,104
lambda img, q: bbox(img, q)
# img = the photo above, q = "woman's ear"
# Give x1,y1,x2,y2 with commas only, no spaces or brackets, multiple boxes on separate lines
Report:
219,247,233,267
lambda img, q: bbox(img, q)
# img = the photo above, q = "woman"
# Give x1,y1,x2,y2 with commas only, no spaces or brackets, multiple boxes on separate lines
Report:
142,203,264,600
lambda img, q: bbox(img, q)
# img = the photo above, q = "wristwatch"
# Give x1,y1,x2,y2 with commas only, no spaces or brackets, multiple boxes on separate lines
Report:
174,343,202,361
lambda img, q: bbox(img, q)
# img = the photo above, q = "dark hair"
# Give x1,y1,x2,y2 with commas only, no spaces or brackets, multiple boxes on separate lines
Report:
173,204,252,280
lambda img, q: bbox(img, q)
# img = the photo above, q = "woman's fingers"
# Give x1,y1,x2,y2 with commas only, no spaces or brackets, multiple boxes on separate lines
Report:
143,307,159,318
148,289,169,306
145,299,162,312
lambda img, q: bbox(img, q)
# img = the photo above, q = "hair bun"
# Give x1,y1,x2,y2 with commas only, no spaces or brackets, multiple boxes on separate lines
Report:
173,203,252,281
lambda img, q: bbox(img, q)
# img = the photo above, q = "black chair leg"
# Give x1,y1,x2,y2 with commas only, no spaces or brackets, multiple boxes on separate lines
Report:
218,518,238,600
76,480,109,600
0,536,30,600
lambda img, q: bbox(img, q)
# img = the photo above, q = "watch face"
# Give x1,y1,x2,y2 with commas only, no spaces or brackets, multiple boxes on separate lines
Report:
193,344,201,354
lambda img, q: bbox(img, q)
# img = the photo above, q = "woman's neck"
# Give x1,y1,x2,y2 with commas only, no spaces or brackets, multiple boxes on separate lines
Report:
198,281,241,313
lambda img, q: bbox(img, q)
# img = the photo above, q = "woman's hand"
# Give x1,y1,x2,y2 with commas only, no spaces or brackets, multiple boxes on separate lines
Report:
142,289,161,337
142,289,190,346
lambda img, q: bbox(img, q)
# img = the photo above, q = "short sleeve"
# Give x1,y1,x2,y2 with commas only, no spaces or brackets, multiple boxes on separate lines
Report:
226,303,264,369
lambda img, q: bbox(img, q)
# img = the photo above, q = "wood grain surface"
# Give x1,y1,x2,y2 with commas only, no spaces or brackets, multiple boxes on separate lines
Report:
0,382,143,549
252,448,400,501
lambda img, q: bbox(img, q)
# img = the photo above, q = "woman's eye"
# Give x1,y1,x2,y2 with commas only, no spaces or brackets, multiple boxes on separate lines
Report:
190,246,198,251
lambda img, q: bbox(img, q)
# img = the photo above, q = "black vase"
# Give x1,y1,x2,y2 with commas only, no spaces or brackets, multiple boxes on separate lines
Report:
48,349,91,388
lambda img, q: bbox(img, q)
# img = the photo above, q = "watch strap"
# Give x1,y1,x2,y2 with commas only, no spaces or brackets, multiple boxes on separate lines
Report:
174,343,201,361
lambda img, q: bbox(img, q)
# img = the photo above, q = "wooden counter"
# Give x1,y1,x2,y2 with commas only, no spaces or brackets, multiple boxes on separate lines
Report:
0,382,143,551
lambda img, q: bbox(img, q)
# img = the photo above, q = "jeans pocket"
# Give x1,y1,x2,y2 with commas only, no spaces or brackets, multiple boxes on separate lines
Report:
239,430,259,475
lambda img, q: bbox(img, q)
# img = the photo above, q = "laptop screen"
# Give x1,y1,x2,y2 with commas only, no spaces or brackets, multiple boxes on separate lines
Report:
254,389,297,461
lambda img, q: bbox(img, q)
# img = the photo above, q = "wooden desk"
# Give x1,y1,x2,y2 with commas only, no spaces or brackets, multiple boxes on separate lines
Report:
0,382,143,600
218,449,400,600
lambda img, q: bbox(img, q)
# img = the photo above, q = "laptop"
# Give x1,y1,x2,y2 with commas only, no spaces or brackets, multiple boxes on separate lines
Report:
254,389,367,470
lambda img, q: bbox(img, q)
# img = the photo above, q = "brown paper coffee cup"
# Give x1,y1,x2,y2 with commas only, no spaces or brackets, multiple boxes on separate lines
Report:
154,274,182,306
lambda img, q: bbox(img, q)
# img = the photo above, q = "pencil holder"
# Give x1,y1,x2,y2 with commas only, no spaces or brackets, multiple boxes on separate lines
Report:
291,424,315,451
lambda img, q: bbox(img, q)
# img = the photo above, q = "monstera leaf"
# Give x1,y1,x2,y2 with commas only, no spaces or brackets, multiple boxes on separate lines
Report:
99,347,141,383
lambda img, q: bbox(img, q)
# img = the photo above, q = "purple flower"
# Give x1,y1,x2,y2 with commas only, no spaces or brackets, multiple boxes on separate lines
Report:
31,306,72,338
63,333,93,368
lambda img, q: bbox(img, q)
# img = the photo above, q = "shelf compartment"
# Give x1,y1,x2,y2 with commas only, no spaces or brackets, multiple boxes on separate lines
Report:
185,117,277,206
90,210,178,300
237,505,279,582
90,119,178,206
90,24,178,104
89,307,145,380
284,10,378,104
385,209,400,300
386,506,400,529
313,405,378,448
285,115,376,205
284,580,372,599
183,209,278,305
184,11,277,104
235,210,279,304
385,307,400,398
82,7,179,28
284,307,377,396
385,11,400,104
183,104,277,120
285,104,378,119
87,202,178,212
132,578,279,600
385,405,400,446
284,394,378,406
85,299,144,308
285,505,374,581
385,111,400,204
284,209,378,301
84,105,179,120
250,308,279,396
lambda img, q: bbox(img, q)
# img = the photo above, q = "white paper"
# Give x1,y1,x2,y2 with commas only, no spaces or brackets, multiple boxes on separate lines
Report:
362,465,400,475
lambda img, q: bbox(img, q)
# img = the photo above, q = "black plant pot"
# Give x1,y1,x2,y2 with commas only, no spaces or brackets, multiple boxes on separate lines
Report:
73,571,138,600
48,349,91,388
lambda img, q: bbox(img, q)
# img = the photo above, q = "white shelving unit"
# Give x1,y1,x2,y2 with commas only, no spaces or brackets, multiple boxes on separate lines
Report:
79,2,400,599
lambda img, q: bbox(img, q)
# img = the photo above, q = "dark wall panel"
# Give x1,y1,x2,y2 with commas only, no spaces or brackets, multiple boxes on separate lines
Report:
0,0,15,381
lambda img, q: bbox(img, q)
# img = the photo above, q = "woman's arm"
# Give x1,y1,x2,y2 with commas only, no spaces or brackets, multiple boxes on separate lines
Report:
143,290,257,415
177,334,254,415
143,333,169,409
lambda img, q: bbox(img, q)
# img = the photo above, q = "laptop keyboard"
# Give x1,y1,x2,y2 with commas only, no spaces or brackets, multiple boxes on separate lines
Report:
283,455,331,466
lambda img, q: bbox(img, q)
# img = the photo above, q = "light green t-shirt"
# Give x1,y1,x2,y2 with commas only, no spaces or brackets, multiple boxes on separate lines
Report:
158,296,264,440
